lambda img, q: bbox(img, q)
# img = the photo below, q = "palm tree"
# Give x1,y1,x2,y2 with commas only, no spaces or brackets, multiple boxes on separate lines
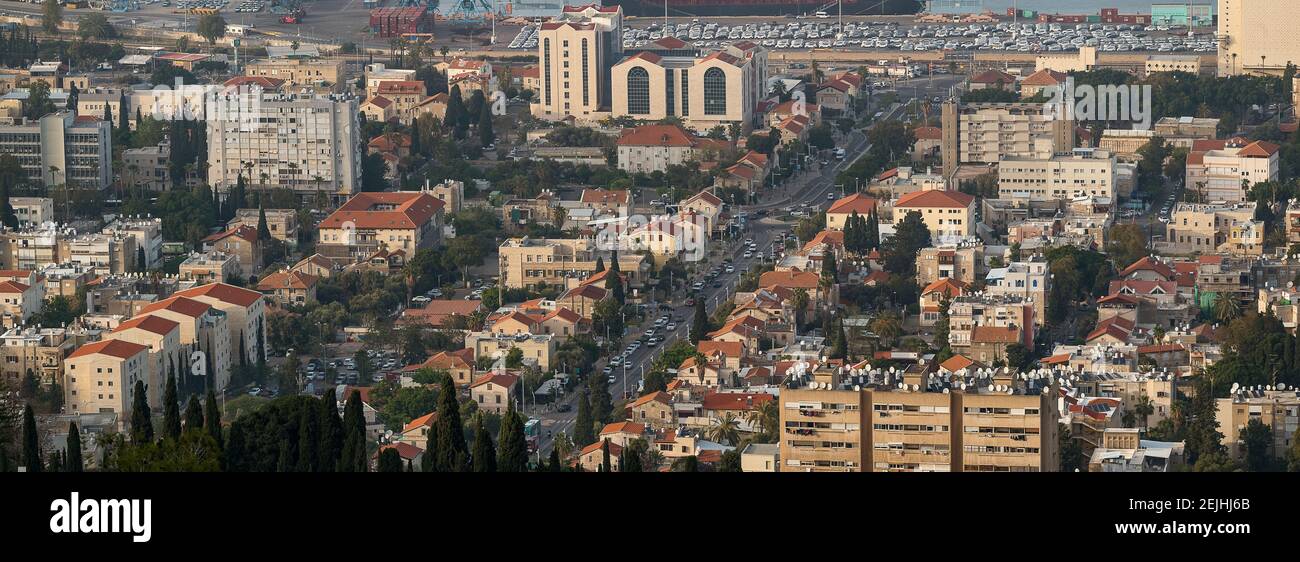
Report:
869,313,903,346
706,413,741,446
792,288,810,327
1134,394,1155,430
1213,292,1242,323
744,400,779,442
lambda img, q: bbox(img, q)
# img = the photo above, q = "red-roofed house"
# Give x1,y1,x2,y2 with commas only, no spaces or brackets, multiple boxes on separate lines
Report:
912,125,943,160
1186,137,1280,202
599,421,648,447
372,442,425,469
317,191,445,261
136,295,232,390
398,411,437,449
969,69,1016,91
826,193,879,231
894,190,976,240
680,190,725,233
920,278,968,327
403,348,476,386
64,339,151,417
201,225,262,278
628,391,675,429
577,439,622,472
616,124,732,174
174,282,268,368
0,280,41,326
469,372,520,414
400,299,483,329
105,314,182,409
255,270,319,305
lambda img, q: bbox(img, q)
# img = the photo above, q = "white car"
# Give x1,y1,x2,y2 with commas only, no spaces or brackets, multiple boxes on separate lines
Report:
665,323,676,331
744,251,753,259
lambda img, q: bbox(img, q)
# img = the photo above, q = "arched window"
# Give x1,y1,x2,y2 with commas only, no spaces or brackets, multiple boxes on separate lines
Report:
703,67,727,115
627,67,650,115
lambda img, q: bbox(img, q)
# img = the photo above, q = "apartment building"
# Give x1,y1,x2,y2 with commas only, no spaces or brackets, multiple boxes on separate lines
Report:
825,193,879,232
1185,138,1279,202
498,237,646,290
121,143,172,191
780,385,1059,472
1216,389,1300,462
997,149,1116,202
893,189,976,243
10,197,52,226
916,243,986,287
102,216,164,270
173,282,268,368
61,232,139,275
371,80,427,125
610,39,766,131
200,226,261,279
245,57,345,91
983,261,1049,324
0,112,112,190
226,208,300,247
948,294,1036,349
206,93,361,199
1216,0,1300,76
465,332,555,371
940,101,1074,172
316,191,445,262
179,252,236,284
64,339,151,416
103,314,183,410
532,5,623,121
136,295,233,391
0,326,82,386
0,278,42,327
1163,202,1261,256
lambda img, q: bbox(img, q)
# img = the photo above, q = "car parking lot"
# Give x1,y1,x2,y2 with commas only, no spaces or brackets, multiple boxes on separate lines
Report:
507,17,1214,54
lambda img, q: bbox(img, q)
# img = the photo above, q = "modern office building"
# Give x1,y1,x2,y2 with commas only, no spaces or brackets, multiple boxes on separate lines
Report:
0,112,111,190
997,149,1117,202
532,5,624,121
1217,0,1300,76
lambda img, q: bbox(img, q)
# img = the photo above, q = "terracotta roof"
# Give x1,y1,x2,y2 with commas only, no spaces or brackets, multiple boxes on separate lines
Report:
701,392,773,411
401,300,483,327
630,391,671,408
970,69,1014,84
971,325,1020,344
1118,256,1174,281
827,193,879,215
683,190,723,208
67,339,149,360
294,253,337,272
896,189,974,209
469,372,520,390
447,58,486,70
1109,279,1176,296
137,295,212,318
562,283,608,301
1137,343,1185,354
202,224,258,244
1237,140,1280,157
801,230,844,253
939,354,984,373
579,440,623,458
175,282,264,307
402,411,437,433
696,341,743,359
319,191,443,231
543,307,582,324
616,124,725,149
404,349,475,372
368,133,412,152
913,125,942,140
1021,68,1067,86
580,189,629,206
757,269,820,290
599,421,646,436
364,95,393,109
0,280,29,293
111,314,180,336
921,277,968,297
769,99,818,116
1041,353,1071,365
1086,316,1135,343
377,442,423,460
256,270,319,292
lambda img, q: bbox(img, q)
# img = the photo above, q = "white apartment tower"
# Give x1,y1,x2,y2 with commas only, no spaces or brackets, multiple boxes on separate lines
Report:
532,5,623,120
206,93,361,200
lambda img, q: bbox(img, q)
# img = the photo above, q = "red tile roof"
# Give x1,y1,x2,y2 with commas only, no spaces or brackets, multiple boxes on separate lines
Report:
67,339,149,360
319,191,443,231
701,392,773,412
921,277,968,297
175,282,263,307
256,270,319,292
827,193,879,215
0,280,29,294
971,325,1020,344
138,295,213,318
1118,256,1174,281
757,269,820,290
913,125,942,140
111,314,180,336
469,372,520,390
896,189,975,209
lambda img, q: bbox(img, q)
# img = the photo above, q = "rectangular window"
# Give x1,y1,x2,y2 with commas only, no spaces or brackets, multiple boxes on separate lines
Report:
680,69,689,116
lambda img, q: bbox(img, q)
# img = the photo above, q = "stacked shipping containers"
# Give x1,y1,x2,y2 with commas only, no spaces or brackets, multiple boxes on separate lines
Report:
369,7,431,37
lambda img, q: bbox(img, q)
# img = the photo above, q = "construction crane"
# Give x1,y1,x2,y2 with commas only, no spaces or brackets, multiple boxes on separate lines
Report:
440,0,497,34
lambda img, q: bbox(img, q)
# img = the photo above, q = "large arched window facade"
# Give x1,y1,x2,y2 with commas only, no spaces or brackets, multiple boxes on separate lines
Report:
627,67,650,115
703,67,727,116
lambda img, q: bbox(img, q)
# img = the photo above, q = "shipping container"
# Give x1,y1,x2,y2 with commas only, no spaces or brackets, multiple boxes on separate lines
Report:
369,7,431,38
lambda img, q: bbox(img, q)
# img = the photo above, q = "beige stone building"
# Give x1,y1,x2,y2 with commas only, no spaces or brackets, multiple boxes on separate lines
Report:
469,372,520,415
917,243,986,287
200,225,262,279
498,237,645,290
998,149,1116,202
779,386,1059,472
1163,202,1261,256
227,209,300,247
531,5,624,121
940,101,1075,172
1216,389,1300,462
614,123,731,174
256,270,319,306
465,332,555,372
893,190,976,243
1145,54,1202,75
1216,0,1300,76
136,295,233,391
245,57,345,90
10,197,52,226
64,339,151,417
1186,138,1279,203
0,326,80,386
103,315,182,410
316,191,444,262
174,283,268,368
610,39,766,132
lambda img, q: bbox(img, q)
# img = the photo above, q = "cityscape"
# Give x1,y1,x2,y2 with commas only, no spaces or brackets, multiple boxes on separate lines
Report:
0,0,1296,485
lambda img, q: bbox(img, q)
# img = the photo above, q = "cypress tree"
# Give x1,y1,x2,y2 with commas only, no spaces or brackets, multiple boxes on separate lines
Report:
276,437,292,472
608,253,625,305
690,298,708,343
117,93,128,132
622,444,642,472
472,414,496,472
130,380,153,443
47,450,61,472
600,439,611,472
163,372,181,441
594,256,605,273
421,445,435,472
340,390,368,472
821,252,838,285
225,423,246,471
21,404,40,472
103,102,113,124
574,390,595,447
65,422,83,472
548,447,561,472
477,95,495,147
204,389,222,447
498,403,529,472
297,406,320,473
377,448,402,472
318,387,343,472
432,375,467,472
256,205,271,242
183,394,204,432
